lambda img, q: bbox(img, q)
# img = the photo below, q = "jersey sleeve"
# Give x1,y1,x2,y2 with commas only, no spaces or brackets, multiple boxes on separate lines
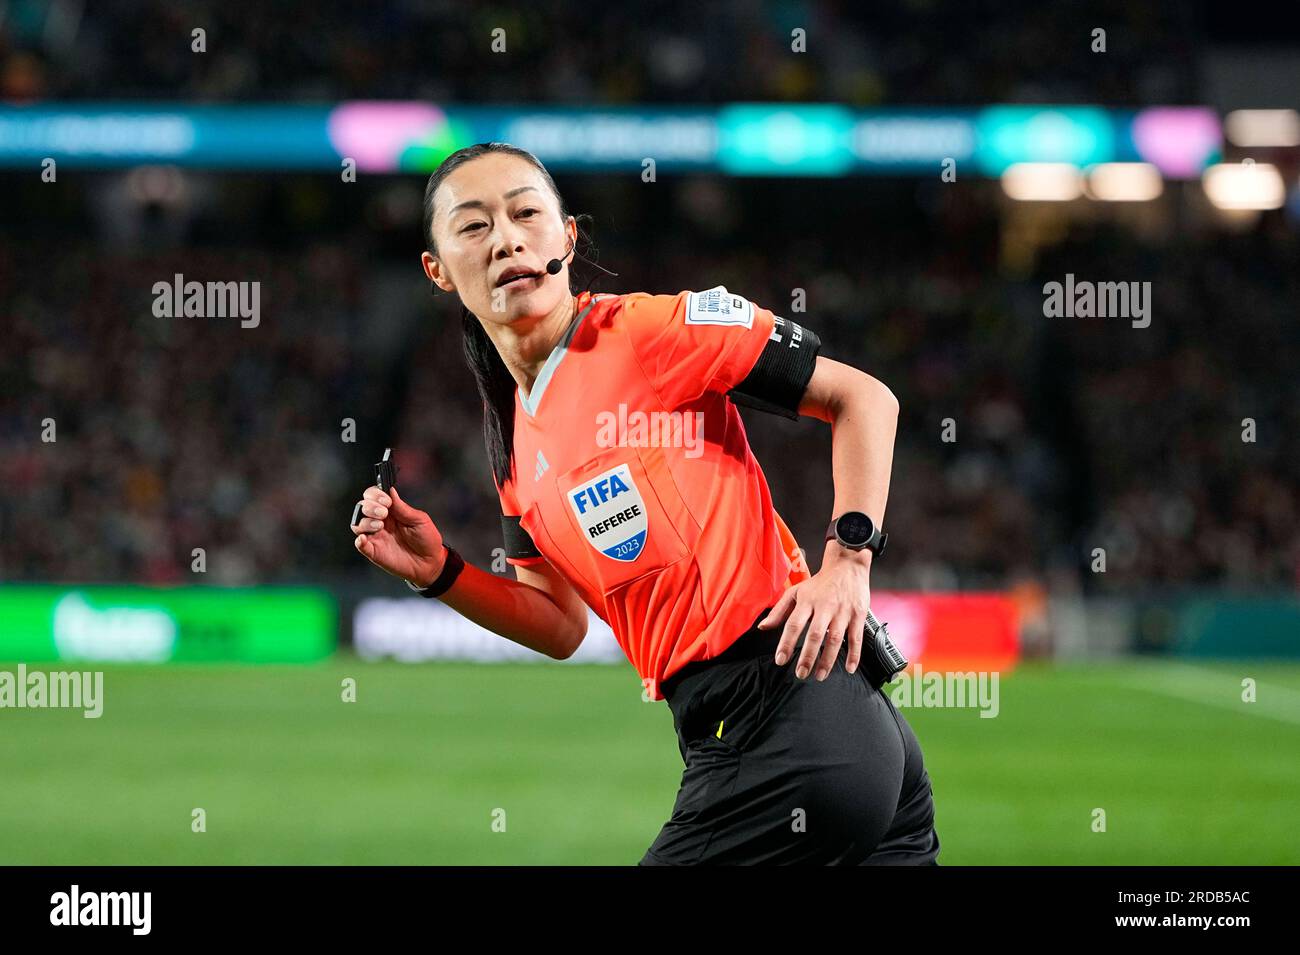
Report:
623,287,778,410
493,473,546,567
623,286,819,417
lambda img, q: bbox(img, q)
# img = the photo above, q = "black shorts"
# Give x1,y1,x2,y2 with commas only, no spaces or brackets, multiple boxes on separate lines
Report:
638,609,941,865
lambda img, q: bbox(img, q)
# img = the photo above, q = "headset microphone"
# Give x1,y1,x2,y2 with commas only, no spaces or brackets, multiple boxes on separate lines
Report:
544,245,572,275
546,241,619,278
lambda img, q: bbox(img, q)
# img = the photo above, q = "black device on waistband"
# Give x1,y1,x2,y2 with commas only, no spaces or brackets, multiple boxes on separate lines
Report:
660,605,907,702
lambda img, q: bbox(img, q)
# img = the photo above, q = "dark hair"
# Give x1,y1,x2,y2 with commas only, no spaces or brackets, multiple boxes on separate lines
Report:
422,142,593,490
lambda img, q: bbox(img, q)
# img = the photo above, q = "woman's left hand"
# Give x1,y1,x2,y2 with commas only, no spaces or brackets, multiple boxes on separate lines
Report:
757,547,873,681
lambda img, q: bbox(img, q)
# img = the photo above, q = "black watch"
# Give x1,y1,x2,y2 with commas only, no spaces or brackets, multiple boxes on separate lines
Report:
406,544,465,598
825,511,888,558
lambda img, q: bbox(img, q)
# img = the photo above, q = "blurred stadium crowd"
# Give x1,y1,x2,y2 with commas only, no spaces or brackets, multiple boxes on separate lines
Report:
0,235,376,584
0,0,1294,594
1,0,1199,106
2,174,1294,593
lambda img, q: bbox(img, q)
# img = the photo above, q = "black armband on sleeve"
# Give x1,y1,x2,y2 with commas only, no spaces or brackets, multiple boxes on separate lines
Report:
501,514,542,559
726,316,821,419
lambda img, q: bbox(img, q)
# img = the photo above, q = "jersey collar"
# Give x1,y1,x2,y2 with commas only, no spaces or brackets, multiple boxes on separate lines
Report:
517,291,598,418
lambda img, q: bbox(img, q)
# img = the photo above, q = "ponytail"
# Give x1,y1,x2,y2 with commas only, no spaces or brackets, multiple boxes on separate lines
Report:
460,303,518,488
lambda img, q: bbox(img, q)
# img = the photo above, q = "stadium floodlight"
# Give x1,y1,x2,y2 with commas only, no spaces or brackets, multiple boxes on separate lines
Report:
1000,162,1084,201
1202,161,1287,210
1084,162,1164,201
1224,109,1300,148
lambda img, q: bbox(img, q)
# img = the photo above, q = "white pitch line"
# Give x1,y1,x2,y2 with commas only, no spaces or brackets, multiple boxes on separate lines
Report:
1118,662,1300,728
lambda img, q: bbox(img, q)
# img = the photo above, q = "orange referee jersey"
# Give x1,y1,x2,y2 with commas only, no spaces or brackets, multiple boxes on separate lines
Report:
495,286,811,700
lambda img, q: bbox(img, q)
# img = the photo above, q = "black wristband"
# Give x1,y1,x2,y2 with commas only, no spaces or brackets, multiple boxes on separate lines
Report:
501,514,542,559
406,545,465,598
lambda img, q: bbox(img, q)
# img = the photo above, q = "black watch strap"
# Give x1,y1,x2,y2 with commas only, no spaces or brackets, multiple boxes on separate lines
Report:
407,545,465,598
825,515,889,558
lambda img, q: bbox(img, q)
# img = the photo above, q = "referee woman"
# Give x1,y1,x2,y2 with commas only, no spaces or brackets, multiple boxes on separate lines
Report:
351,142,940,865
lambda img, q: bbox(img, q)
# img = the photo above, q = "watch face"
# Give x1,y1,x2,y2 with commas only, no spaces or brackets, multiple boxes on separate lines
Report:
837,512,874,547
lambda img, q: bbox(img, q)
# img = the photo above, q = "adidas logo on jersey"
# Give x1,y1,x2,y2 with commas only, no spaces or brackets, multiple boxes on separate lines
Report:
535,449,549,482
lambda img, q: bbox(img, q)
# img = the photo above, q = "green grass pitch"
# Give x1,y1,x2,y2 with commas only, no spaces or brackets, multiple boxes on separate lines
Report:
2,658,1297,864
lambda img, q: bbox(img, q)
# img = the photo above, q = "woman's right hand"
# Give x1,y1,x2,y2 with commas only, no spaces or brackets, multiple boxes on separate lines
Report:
351,484,446,587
